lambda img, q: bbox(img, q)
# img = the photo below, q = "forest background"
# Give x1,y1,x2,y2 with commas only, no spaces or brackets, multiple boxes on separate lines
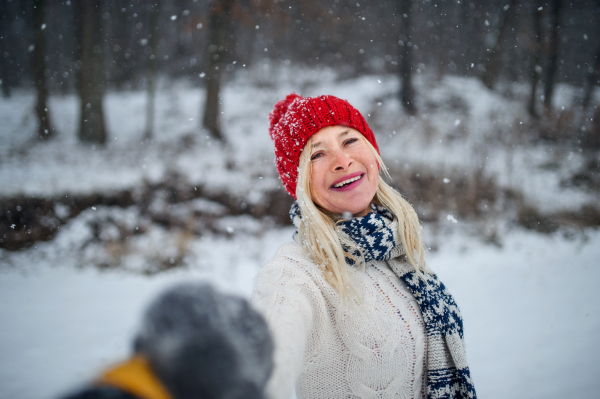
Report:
1,0,600,244
1,0,600,142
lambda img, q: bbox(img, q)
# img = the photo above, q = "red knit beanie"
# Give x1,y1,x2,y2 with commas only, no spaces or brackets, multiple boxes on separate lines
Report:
268,93,379,198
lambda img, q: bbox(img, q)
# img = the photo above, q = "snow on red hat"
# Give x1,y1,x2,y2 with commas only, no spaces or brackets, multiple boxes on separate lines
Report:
268,93,379,198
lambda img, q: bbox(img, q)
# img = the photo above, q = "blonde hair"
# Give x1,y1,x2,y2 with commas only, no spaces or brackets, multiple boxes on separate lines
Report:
295,136,427,300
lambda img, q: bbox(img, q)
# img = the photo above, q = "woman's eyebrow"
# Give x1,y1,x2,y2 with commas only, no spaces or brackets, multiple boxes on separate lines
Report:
337,130,350,138
311,130,350,149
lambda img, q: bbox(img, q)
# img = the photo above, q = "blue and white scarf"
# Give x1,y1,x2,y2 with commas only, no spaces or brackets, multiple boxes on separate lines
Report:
290,202,477,399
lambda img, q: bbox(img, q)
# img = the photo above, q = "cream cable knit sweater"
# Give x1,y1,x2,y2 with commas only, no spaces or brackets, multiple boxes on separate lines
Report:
252,242,428,399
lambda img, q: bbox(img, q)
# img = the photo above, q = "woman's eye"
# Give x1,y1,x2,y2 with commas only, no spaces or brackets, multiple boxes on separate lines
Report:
311,152,323,161
344,138,358,146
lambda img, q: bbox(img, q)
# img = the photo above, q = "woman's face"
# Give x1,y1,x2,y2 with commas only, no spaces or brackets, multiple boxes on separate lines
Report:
308,125,379,217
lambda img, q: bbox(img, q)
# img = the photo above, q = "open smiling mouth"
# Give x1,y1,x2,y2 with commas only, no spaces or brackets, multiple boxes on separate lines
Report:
332,174,363,188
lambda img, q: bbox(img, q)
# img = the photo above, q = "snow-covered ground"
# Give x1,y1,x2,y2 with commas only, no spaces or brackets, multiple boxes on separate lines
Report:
1,227,598,399
1,67,599,398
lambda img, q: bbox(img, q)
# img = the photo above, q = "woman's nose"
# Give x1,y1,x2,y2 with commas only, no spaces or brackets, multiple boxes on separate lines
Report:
332,149,352,171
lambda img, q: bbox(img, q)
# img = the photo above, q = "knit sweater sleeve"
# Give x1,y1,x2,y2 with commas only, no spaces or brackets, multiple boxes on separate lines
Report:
251,243,324,399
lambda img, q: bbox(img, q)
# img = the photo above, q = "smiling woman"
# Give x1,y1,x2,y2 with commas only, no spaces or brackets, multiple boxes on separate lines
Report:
252,93,477,399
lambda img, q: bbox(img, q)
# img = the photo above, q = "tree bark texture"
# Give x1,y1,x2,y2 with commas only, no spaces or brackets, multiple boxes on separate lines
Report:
482,0,519,89
543,0,562,112
398,0,416,114
202,0,235,141
76,0,107,145
528,0,543,118
31,0,53,140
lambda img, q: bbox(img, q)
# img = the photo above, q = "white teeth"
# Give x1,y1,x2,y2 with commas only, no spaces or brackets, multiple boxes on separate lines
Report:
334,175,361,188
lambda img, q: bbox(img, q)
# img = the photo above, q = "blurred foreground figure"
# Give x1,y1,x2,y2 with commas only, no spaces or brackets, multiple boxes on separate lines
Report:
63,283,273,399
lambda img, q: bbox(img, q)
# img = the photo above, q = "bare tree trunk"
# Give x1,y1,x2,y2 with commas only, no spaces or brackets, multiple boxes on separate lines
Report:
528,0,543,118
76,0,107,145
109,0,135,90
31,0,53,140
0,0,12,98
174,2,186,60
397,0,416,114
458,0,470,76
0,54,9,98
582,45,600,110
202,0,234,141
482,0,519,89
543,0,562,112
582,0,600,110
145,1,160,141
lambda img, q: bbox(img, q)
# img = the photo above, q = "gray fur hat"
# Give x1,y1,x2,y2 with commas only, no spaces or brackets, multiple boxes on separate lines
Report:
134,283,273,399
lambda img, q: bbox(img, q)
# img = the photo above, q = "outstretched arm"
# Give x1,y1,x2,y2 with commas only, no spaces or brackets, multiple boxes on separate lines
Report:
251,256,320,399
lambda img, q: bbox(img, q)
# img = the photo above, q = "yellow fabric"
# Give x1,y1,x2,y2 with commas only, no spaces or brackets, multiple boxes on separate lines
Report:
95,355,173,399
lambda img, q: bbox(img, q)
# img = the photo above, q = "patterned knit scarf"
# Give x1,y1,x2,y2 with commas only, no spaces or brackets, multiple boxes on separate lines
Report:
290,202,477,399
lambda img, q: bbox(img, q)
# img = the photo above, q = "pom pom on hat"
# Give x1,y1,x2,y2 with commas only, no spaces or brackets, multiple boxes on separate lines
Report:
269,93,301,138
268,93,379,198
